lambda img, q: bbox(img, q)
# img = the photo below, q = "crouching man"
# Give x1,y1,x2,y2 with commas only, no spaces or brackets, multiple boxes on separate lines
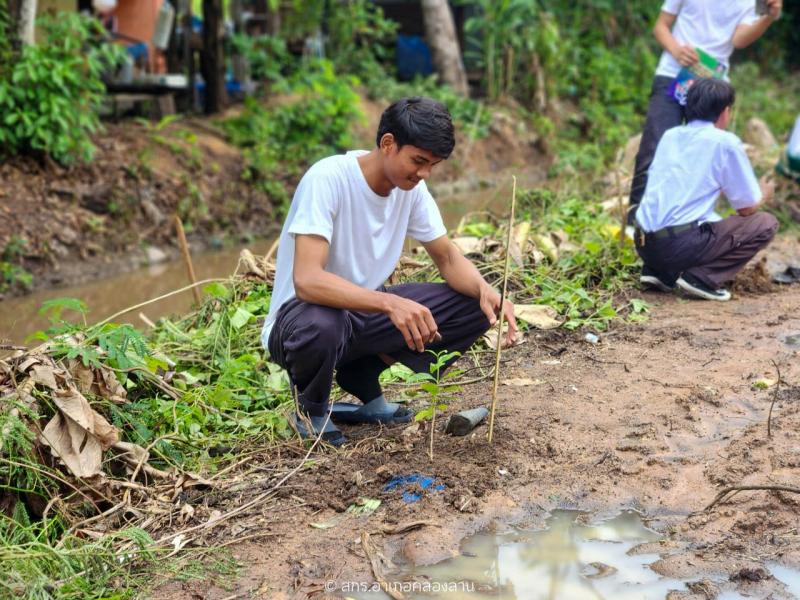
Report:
262,97,516,446
635,78,777,301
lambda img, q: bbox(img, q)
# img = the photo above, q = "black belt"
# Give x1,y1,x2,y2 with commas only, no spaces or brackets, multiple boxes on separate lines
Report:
637,221,699,243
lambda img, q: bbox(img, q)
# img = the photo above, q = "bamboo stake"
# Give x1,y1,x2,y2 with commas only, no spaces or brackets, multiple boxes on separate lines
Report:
173,215,202,304
616,159,627,248
488,176,517,444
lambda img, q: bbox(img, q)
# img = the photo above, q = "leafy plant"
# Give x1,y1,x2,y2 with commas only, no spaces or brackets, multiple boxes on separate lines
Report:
0,236,33,294
230,33,293,86
366,74,491,140
222,60,363,211
0,13,124,164
406,350,463,460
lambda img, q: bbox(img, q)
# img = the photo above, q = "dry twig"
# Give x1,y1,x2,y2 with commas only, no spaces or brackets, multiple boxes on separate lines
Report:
704,484,800,512
361,531,406,600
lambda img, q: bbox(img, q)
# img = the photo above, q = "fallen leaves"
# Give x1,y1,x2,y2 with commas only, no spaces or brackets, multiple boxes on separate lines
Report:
514,304,562,330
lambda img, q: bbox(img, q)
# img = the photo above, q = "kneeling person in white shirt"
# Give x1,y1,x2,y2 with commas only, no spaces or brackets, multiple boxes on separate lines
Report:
263,97,517,446
635,78,777,301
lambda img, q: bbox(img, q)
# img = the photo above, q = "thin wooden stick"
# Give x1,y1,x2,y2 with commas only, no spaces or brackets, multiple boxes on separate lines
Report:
616,158,627,247
95,278,226,327
488,176,517,444
264,237,280,264
173,215,202,304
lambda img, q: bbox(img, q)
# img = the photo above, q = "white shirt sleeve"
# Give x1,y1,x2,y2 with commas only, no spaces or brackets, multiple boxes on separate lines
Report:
717,136,762,209
287,170,339,242
407,182,446,243
661,0,683,15
738,4,760,27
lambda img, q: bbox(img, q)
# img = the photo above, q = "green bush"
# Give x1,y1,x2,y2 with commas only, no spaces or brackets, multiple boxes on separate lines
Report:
367,74,491,140
230,32,293,86
0,14,123,165
222,60,363,209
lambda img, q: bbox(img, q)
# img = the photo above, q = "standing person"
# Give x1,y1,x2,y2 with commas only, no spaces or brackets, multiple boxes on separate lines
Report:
635,78,777,301
628,0,783,224
263,97,517,446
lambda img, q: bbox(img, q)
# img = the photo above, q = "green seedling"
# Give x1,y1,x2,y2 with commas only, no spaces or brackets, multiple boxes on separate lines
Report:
406,350,463,461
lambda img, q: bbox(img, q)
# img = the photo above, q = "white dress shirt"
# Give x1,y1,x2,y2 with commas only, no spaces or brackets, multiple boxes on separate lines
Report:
636,121,761,232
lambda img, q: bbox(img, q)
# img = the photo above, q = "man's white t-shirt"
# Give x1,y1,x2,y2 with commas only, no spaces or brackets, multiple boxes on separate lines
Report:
261,150,447,347
636,121,761,232
655,0,760,78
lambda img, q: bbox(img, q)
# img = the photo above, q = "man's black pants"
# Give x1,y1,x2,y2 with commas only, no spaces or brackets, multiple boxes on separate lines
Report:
268,283,490,417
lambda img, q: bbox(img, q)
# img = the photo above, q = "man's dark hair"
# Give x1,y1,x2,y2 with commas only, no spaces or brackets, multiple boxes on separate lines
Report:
685,78,736,123
376,97,455,159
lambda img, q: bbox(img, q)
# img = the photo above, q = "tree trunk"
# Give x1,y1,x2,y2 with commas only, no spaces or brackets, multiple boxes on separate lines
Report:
421,0,468,96
201,0,225,114
18,0,35,45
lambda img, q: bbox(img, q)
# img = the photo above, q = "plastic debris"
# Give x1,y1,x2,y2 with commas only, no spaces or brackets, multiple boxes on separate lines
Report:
383,473,445,503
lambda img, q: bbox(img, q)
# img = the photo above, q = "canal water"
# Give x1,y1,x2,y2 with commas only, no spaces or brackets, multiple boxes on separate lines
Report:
0,178,518,345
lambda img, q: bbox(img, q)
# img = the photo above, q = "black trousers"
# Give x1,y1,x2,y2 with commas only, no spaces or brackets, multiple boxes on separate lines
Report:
267,283,490,416
629,76,686,211
636,213,778,289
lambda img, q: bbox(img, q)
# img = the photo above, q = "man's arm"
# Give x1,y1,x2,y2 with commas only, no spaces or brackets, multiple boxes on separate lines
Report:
737,177,774,216
422,235,517,344
732,0,783,48
732,0,781,49
293,234,438,352
653,10,699,66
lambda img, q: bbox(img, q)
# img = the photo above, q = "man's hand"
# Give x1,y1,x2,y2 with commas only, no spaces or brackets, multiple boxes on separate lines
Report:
384,294,438,352
479,287,518,348
674,45,699,66
766,0,782,20
759,175,776,205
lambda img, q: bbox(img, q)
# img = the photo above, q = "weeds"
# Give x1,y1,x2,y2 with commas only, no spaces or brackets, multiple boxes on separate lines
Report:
222,60,363,212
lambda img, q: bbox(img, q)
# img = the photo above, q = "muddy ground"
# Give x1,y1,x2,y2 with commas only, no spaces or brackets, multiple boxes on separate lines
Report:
153,237,800,600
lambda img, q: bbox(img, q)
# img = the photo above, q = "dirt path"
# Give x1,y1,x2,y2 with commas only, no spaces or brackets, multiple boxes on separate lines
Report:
159,246,800,600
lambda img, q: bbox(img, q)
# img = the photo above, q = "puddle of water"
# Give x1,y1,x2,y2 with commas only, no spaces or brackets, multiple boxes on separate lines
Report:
409,510,677,599
781,331,800,349
769,562,800,597
348,510,800,599
349,510,679,599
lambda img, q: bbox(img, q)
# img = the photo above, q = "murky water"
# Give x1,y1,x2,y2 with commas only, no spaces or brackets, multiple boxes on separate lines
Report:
0,239,275,346
0,182,517,345
350,510,800,600
401,510,676,599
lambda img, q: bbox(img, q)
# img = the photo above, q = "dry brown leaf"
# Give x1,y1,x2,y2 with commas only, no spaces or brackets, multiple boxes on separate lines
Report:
514,304,562,330
97,369,127,404
531,233,559,263
451,236,483,255
40,388,119,478
30,365,59,390
17,356,42,372
513,222,531,253
67,359,96,395
483,327,524,350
